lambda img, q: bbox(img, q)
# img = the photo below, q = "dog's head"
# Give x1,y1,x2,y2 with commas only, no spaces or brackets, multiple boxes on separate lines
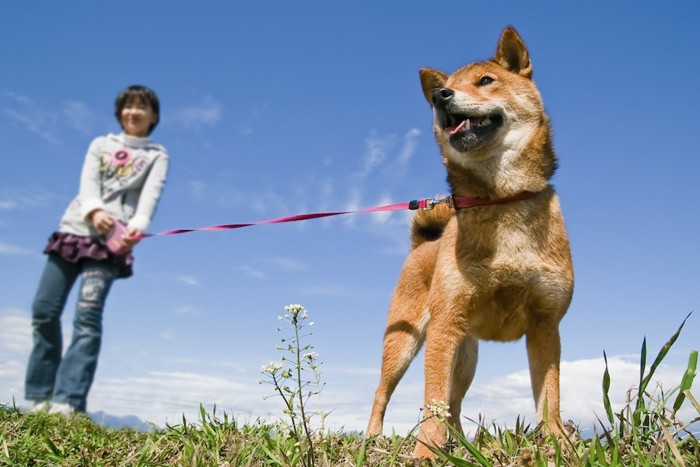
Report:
420,27,548,166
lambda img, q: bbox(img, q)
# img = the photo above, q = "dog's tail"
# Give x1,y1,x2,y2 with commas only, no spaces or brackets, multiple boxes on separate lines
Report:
410,203,453,250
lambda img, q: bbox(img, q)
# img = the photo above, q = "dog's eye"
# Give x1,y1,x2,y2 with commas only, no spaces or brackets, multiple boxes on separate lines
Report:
477,76,494,86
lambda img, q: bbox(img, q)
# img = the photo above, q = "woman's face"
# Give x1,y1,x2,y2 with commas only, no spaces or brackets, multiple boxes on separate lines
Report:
120,98,158,137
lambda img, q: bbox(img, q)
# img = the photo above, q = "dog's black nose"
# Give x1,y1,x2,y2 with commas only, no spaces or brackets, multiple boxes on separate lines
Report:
432,88,454,107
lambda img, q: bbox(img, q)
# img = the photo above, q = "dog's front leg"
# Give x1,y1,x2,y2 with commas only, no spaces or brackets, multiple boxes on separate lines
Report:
413,324,464,459
526,321,563,436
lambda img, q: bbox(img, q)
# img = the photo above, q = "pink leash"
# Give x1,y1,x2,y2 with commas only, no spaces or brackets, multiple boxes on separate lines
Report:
141,192,538,239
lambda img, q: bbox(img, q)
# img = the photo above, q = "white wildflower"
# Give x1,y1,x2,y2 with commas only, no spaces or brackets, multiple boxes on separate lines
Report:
284,304,306,318
261,362,283,374
425,399,451,420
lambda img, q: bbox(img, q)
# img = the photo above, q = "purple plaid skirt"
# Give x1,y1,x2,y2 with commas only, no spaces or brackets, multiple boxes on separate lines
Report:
43,232,134,279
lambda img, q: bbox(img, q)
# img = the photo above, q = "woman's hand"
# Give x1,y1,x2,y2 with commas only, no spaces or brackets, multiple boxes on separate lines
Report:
122,227,143,250
90,210,114,235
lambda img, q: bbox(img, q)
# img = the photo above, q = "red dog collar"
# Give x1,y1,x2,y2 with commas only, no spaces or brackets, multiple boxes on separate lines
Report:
446,191,540,210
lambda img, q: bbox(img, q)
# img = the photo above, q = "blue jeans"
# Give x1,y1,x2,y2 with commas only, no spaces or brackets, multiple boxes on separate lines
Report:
25,254,118,412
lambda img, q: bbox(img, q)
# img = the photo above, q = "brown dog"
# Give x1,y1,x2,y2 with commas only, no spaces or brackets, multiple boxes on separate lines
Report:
366,26,574,459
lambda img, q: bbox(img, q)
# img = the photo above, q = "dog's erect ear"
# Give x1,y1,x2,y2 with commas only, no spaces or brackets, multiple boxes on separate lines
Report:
419,68,449,107
493,26,532,79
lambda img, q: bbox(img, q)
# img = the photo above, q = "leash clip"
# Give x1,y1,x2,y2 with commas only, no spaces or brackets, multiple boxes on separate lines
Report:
421,198,437,210
409,197,444,210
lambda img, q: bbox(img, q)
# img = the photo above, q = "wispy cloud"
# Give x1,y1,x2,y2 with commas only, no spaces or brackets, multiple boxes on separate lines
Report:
2,91,96,144
3,92,59,144
295,283,354,298
397,128,421,165
187,180,208,198
171,98,221,130
0,190,55,211
233,264,266,279
340,128,424,231
355,128,420,180
173,305,198,315
62,100,95,135
357,131,397,178
177,275,199,286
0,241,32,256
265,257,309,272
0,201,17,210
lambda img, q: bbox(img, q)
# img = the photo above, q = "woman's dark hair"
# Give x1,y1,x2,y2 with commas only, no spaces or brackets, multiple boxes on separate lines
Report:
114,85,160,135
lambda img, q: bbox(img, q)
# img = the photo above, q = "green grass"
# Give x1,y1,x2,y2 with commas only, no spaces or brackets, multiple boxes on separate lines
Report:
2,316,698,466
1,394,697,466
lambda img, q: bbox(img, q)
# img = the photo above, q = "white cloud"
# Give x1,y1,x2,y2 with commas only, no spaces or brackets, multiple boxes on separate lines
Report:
177,275,199,286
0,200,17,210
233,264,266,279
0,190,55,211
87,370,266,425
295,283,354,298
62,100,94,134
397,128,421,165
266,257,309,272
171,99,221,129
3,95,59,144
0,241,32,256
2,92,95,144
439,355,697,435
355,355,698,435
0,308,32,353
354,128,419,181
173,305,197,315
358,131,397,178
368,194,398,226
0,359,24,403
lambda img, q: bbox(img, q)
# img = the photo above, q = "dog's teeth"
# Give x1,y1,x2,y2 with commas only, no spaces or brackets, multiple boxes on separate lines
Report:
465,119,470,130
475,117,491,128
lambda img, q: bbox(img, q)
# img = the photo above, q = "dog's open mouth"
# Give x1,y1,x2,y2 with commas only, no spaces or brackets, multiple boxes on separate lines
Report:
444,114,501,135
437,110,504,152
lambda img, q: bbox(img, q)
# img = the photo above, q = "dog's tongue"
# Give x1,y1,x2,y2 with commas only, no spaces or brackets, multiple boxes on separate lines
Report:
445,117,482,135
446,119,472,135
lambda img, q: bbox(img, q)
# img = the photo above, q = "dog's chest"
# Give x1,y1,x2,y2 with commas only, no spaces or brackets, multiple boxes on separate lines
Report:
436,214,562,341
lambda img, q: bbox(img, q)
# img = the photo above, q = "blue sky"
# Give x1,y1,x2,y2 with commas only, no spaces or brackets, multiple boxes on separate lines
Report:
1,1,698,434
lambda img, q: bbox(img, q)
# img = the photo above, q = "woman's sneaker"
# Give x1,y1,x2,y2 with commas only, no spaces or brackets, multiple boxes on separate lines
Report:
48,402,75,416
30,400,50,413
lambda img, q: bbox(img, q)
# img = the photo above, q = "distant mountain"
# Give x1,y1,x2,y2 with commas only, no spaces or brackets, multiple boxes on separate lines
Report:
89,411,155,432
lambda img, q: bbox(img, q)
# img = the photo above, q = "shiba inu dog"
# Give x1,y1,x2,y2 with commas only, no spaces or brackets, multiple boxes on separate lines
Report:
366,26,574,459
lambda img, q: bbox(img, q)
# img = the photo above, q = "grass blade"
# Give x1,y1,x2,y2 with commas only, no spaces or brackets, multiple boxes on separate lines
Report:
673,350,697,414
637,313,691,416
602,351,615,426
446,423,492,466
660,423,685,466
